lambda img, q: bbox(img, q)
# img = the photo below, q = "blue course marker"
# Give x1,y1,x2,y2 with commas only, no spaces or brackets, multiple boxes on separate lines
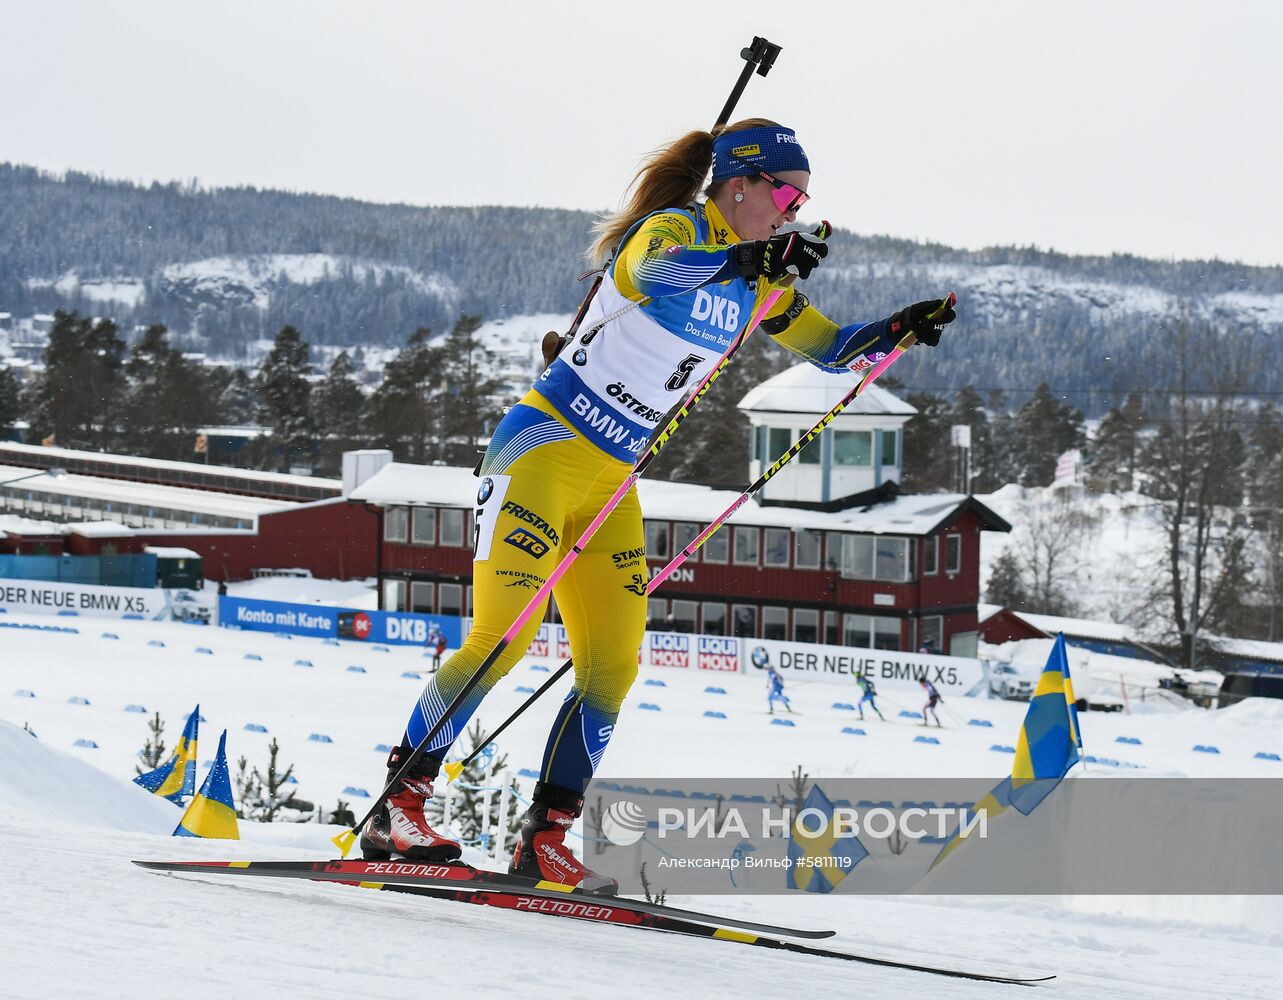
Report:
832,702,855,711
244,723,268,733
346,665,367,673
1116,736,1142,745
703,710,727,719
1254,752,1280,761
308,733,334,744
123,704,147,713
1192,745,1220,754
991,744,1016,754
704,687,727,695
342,786,371,797
515,686,535,694
968,719,993,727
644,679,667,687
770,718,796,727
243,653,263,662
841,726,866,736
899,710,923,720
73,738,98,748
68,696,90,705
638,703,662,712
914,735,940,745
294,659,313,668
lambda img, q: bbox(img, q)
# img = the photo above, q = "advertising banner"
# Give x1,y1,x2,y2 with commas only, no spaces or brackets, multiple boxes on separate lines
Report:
219,596,465,648
0,579,169,620
744,638,984,695
220,596,338,638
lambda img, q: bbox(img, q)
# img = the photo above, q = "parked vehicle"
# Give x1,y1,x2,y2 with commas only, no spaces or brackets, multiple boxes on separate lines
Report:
988,662,1034,701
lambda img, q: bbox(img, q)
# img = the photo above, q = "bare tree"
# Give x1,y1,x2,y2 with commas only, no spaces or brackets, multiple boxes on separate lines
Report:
1137,318,1255,666
1013,487,1100,616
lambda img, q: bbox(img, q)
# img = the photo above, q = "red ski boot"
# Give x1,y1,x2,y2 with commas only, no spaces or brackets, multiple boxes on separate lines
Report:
510,781,618,895
360,745,461,862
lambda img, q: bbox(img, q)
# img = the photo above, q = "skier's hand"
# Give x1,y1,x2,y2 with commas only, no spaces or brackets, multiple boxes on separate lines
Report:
888,292,957,347
734,222,831,281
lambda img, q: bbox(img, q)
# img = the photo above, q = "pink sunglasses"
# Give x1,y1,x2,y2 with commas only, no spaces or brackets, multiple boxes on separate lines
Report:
729,152,810,215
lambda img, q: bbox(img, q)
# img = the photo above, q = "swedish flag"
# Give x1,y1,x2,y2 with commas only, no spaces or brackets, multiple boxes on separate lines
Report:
786,784,868,893
133,704,199,803
174,729,239,839
932,635,1083,868
1010,633,1082,814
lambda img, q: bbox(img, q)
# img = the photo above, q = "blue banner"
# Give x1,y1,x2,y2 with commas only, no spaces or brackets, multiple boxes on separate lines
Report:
218,596,465,649
219,596,339,638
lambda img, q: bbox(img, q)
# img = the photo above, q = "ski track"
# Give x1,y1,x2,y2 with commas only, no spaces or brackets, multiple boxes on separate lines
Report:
1,611,1281,997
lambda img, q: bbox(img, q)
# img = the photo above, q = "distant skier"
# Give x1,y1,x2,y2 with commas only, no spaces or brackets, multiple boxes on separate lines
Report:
920,677,943,726
766,666,792,715
432,631,448,671
856,672,885,721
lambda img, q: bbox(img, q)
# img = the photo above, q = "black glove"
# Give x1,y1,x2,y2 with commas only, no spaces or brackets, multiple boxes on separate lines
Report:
887,292,957,347
734,224,830,281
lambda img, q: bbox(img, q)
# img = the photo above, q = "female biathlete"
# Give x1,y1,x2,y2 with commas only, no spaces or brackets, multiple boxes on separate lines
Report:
360,120,957,890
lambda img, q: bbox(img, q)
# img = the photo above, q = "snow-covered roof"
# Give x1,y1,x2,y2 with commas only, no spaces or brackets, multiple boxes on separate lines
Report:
64,520,134,538
351,462,1008,536
738,363,918,417
143,546,202,559
0,463,292,521
1204,634,1283,666
977,602,1002,623
1011,610,1138,643
0,441,338,491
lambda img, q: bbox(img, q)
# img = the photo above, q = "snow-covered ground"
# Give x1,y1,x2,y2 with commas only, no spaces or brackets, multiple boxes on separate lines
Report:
2,602,1282,997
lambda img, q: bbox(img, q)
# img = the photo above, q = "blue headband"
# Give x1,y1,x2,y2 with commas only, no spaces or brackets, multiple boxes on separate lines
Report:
711,126,810,182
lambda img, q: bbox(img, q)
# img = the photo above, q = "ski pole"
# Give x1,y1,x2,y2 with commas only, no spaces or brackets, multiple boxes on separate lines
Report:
333,279,796,856
443,294,953,782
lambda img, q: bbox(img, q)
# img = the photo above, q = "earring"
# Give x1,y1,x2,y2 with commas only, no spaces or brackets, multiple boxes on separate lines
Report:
734,193,744,203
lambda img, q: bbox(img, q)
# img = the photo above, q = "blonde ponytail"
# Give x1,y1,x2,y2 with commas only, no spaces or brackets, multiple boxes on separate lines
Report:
588,118,781,267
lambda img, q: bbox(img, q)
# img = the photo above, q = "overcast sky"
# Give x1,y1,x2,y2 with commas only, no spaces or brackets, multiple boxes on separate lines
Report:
3,1,1280,266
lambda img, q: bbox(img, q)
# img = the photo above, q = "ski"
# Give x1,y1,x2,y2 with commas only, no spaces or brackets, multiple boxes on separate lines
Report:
131,857,831,940
133,858,1055,984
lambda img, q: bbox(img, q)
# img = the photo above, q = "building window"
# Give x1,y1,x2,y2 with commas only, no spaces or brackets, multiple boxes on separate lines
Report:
644,521,670,560
919,615,943,654
946,534,962,574
767,427,792,459
844,613,903,651
794,530,820,570
733,526,759,566
703,531,729,564
701,602,727,635
648,598,667,630
823,610,840,645
466,585,474,617
439,584,463,617
384,507,408,543
732,604,757,638
951,630,978,658
838,535,913,582
833,430,872,466
764,529,790,568
763,606,787,640
382,578,406,611
824,532,843,572
881,429,898,466
411,507,436,545
674,522,700,559
439,508,465,547
840,536,874,580
923,535,938,575
671,600,697,633
798,431,822,465
874,537,913,582
409,581,435,614
793,608,819,643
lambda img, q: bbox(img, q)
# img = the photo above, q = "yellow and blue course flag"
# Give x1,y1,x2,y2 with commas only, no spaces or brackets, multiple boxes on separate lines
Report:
174,729,239,839
932,635,1083,868
786,784,868,893
1009,633,1082,814
133,704,199,803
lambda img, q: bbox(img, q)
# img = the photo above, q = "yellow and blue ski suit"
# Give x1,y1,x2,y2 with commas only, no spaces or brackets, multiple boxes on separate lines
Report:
401,200,899,795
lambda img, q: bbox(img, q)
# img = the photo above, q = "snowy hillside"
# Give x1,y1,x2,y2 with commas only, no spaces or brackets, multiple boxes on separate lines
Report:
2,605,1281,997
